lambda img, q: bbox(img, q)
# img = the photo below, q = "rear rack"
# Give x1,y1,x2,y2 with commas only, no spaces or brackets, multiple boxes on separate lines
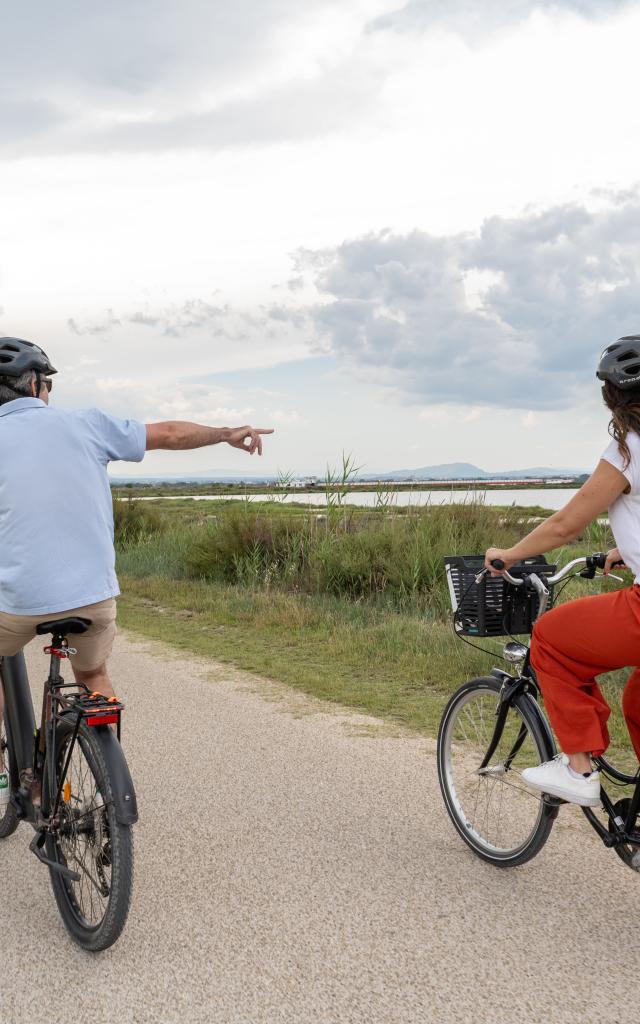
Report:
70,691,124,728
52,684,124,735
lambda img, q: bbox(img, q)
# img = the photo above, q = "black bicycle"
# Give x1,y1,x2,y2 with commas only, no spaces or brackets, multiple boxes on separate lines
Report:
437,552,640,871
0,616,137,950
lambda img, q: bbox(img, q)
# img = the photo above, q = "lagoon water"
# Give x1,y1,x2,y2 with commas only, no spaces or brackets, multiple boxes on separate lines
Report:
138,487,579,510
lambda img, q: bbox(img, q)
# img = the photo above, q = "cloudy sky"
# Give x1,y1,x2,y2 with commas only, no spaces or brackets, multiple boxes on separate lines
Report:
3,0,640,477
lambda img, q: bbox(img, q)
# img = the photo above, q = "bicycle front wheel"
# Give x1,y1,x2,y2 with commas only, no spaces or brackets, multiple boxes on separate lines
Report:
438,676,557,866
43,718,134,951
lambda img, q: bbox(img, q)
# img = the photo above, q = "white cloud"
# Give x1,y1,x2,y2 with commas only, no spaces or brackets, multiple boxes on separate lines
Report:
270,409,304,424
0,1,395,156
2,0,640,476
369,0,630,36
287,192,640,410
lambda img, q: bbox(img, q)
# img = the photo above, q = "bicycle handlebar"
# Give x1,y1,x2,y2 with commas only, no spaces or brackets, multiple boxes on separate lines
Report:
485,552,625,588
462,552,628,635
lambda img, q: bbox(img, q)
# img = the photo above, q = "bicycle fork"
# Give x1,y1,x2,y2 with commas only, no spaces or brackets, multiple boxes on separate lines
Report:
479,671,541,771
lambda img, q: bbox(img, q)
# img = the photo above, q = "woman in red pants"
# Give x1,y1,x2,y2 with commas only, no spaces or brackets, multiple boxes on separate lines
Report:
485,337,640,807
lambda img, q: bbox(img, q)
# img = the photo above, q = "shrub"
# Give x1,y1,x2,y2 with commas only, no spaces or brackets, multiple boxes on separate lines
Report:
184,507,309,586
177,500,524,608
308,504,523,611
113,496,166,546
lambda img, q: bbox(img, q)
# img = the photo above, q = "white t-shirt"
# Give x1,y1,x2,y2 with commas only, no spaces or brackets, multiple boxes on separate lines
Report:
602,430,640,583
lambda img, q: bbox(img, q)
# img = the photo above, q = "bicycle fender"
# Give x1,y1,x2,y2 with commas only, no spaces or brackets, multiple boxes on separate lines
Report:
490,668,557,763
516,692,557,762
91,725,138,825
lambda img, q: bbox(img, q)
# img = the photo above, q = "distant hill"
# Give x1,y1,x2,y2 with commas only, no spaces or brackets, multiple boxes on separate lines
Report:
358,462,585,481
110,463,587,486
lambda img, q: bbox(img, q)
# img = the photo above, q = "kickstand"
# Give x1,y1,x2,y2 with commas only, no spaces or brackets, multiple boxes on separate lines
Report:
29,829,80,882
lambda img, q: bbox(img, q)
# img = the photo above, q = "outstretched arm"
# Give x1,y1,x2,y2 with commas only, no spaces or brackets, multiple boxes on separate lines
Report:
145,422,274,455
485,459,629,572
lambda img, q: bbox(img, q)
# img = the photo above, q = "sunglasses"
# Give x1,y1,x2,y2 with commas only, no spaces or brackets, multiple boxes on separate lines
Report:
42,378,53,394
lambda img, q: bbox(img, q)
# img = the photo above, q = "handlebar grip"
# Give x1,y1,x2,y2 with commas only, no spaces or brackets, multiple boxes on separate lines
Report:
490,558,505,570
591,552,626,570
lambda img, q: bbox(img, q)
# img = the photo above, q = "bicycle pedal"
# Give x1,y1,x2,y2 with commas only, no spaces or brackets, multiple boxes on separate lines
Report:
542,794,566,807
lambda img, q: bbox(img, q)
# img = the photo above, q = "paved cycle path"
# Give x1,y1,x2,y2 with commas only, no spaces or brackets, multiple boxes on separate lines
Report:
0,631,638,1024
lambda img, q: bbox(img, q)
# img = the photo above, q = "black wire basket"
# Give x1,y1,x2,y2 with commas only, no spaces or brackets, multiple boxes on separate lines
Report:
444,555,557,637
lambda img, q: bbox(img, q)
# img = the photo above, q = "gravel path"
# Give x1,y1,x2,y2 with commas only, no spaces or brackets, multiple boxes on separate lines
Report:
0,630,638,1024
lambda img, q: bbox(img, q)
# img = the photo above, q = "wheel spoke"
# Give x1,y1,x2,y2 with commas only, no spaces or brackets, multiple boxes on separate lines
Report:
51,731,111,927
440,683,548,858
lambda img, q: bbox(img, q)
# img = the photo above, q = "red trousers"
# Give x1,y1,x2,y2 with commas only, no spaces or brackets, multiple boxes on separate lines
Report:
530,585,640,759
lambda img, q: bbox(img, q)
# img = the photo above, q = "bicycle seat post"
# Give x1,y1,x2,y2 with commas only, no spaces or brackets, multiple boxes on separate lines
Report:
35,616,90,693
45,634,76,688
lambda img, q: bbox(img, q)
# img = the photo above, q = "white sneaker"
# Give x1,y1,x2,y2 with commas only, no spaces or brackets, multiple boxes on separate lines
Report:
0,770,9,810
521,753,601,807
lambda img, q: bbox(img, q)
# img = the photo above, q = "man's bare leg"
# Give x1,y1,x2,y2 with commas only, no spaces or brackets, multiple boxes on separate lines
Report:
72,663,116,700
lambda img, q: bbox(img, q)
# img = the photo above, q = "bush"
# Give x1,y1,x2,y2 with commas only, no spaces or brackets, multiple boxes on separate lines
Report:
176,500,525,611
309,504,524,611
184,507,308,586
113,496,166,546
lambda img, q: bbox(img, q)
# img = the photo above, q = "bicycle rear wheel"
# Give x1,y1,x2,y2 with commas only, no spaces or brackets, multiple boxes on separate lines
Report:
43,717,133,951
0,715,19,839
438,676,557,866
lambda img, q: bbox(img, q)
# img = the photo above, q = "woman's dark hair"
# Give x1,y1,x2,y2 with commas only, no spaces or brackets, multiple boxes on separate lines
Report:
602,380,640,468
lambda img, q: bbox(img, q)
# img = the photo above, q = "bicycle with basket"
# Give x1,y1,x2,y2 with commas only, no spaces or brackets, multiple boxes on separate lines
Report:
437,552,640,870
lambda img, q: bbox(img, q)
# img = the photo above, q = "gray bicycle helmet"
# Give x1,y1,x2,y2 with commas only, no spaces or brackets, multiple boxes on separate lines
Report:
597,336,640,389
0,337,57,377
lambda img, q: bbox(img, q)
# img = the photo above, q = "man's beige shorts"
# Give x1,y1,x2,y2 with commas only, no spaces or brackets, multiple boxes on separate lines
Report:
0,598,117,672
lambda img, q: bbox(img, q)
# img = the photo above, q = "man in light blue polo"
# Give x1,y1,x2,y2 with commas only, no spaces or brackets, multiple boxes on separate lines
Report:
0,336,273,806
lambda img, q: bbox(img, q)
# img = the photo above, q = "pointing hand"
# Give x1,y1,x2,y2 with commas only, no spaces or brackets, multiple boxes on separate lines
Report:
226,426,274,456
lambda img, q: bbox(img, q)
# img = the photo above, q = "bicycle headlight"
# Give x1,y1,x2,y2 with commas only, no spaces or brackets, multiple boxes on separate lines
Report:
503,641,528,664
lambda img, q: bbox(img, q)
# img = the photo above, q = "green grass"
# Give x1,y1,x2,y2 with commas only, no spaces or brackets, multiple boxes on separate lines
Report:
117,499,530,614
114,499,638,772
116,572,636,771
117,574,491,734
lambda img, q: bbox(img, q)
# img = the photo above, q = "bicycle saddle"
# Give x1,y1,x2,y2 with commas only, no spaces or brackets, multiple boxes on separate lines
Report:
35,616,92,636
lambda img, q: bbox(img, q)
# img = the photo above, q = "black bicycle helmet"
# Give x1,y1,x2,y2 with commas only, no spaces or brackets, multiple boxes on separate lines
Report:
597,337,640,390
0,337,57,377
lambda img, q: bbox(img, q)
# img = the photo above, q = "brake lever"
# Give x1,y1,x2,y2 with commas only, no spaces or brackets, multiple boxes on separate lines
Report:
605,572,624,583
586,570,625,584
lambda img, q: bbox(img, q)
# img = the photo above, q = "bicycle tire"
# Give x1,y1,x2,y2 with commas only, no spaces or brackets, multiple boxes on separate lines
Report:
437,676,557,867
43,717,134,951
0,714,19,839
